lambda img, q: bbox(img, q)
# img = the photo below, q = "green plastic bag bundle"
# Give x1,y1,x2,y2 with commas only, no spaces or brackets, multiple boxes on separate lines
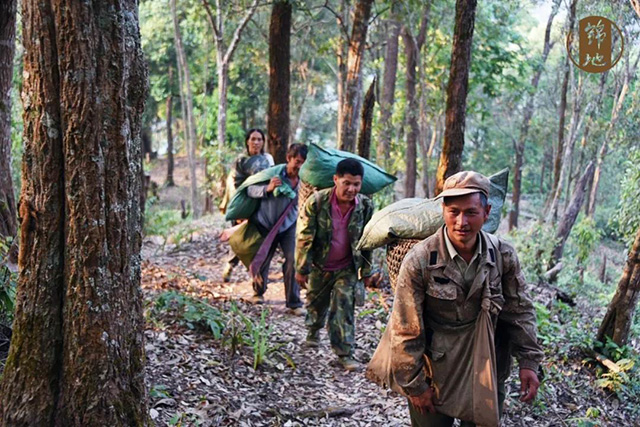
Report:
299,143,396,194
225,164,294,221
357,168,509,250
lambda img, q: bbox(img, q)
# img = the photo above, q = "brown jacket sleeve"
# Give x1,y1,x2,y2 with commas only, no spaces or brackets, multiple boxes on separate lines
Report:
498,240,544,372
389,247,430,396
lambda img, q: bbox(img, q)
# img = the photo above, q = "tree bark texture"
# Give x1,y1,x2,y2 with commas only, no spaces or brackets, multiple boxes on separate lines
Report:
596,226,640,346
338,0,374,152
0,0,17,242
357,77,375,160
509,0,560,230
550,0,577,206
172,0,200,218
0,0,148,425
376,7,400,167
549,162,594,272
435,0,477,195
267,0,291,164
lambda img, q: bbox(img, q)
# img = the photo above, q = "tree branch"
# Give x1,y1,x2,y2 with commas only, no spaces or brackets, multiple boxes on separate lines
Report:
223,0,260,65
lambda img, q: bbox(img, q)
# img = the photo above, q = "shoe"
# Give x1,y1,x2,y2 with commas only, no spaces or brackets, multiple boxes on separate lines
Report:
249,295,264,305
305,330,320,347
338,356,359,371
288,307,306,316
222,263,233,282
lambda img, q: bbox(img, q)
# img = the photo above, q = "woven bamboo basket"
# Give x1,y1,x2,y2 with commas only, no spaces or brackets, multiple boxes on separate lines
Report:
386,238,423,290
298,180,318,211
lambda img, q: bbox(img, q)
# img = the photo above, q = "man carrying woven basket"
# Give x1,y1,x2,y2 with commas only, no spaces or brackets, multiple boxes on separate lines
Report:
366,171,543,426
295,158,374,371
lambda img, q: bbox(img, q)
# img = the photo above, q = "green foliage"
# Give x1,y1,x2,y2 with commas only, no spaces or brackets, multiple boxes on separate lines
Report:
144,206,196,252
610,148,640,246
152,293,294,370
154,291,225,339
508,222,557,283
149,384,171,399
595,358,635,393
0,237,17,323
569,216,601,265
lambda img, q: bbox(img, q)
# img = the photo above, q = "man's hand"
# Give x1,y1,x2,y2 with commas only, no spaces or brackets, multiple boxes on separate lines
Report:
266,176,282,193
295,272,308,288
408,387,436,415
363,276,373,288
519,368,540,403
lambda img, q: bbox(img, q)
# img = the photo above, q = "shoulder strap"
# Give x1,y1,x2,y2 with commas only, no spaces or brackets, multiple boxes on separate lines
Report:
486,233,503,276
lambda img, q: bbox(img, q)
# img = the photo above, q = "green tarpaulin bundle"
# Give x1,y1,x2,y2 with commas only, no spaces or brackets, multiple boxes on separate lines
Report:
299,143,397,194
224,164,295,221
357,168,509,251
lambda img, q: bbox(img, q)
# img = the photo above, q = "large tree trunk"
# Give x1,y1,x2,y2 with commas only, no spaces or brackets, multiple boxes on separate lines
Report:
267,0,291,164
509,0,560,230
357,78,375,160
0,0,148,424
435,0,477,194
548,162,594,273
172,0,200,218
338,0,374,152
550,0,577,209
376,5,400,167
596,226,640,346
0,0,17,245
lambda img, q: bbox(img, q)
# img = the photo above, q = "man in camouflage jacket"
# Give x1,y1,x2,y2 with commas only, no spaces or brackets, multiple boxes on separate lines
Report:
367,171,543,426
295,159,374,371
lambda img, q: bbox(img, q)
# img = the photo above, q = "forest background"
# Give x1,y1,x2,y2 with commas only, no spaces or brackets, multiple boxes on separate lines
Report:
1,0,640,425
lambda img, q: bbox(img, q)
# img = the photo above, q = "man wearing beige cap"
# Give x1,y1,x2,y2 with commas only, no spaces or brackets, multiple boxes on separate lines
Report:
367,171,543,426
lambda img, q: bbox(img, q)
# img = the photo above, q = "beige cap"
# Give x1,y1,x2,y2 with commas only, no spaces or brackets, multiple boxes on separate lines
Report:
436,171,490,199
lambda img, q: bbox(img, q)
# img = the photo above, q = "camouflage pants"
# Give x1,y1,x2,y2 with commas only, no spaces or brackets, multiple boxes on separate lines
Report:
305,267,357,357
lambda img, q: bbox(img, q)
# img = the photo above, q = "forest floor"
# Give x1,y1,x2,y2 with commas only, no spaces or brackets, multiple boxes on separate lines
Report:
141,157,639,427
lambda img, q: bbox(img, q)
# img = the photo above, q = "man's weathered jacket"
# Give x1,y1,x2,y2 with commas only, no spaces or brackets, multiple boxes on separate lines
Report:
296,188,374,279
367,226,543,398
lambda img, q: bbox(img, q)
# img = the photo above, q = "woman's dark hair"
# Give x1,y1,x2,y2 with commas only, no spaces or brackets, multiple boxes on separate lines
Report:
336,158,364,178
244,128,265,154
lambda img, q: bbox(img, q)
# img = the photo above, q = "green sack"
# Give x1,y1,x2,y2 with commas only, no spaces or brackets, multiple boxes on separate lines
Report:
228,221,265,269
299,143,397,194
357,168,509,250
225,164,294,221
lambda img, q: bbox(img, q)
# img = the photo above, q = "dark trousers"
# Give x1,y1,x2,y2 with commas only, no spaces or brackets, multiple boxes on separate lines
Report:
408,382,506,426
252,224,302,309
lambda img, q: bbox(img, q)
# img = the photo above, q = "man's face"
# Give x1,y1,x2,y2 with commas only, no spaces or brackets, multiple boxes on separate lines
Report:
442,193,491,249
333,173,362,203
247,131,264,156
285,154,305,178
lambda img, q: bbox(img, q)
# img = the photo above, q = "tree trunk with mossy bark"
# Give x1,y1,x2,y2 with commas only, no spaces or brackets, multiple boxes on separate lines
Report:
0,0,149,424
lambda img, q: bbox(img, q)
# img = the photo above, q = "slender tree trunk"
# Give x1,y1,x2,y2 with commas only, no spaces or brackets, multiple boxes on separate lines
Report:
0,0,148,424
548,162,594,273
509,0,560,230
435,0,477,194
268,0,291,164
550,0,577,207
377,6,400,166
166,89,175,187
338,0,374,152
357,78,375,160
403,29,418,198
172,0,200,218
0,0,17,245
596,226,640,346
588,52,640,217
